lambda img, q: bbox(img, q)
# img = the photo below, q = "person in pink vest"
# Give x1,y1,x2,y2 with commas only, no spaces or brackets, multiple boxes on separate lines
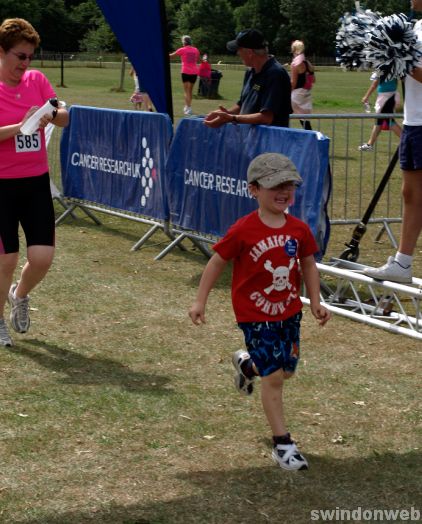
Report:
0,18,69,346
170,35,200,116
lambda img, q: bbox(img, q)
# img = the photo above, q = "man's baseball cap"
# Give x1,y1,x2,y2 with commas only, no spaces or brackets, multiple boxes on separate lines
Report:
247,153,303,188
226,29,268,53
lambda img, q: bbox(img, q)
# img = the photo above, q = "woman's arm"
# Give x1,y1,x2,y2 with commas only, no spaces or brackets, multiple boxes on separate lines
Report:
362,79,379,103
290,64,298,90
0,105,69,143
0,123,22,143
50,107,69,128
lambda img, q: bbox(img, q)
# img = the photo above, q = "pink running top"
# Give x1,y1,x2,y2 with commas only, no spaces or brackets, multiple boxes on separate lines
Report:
175,46,200,75
0,69,56,179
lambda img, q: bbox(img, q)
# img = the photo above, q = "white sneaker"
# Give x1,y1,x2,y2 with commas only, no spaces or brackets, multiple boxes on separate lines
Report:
358,143,374,152
363,256,412,284
272,441,309,471
184,106,193,115
232,350,255,396
8,283,30,333
0,318,13,347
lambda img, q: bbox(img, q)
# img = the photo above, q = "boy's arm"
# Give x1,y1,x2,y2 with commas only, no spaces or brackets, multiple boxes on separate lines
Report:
189,253,228,325
300,255,331,326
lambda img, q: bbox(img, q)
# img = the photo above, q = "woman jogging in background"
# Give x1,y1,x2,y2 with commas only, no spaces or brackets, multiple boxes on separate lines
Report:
359,74,402,152
0,18,69,346
169,35,200,116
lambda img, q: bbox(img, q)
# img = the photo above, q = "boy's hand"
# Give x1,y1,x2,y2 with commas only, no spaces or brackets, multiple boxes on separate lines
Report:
189,301,206,325
311,303,331,326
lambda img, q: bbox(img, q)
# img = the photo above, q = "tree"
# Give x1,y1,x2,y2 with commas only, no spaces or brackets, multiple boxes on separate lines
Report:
0,0,42,26
233,0,288,51
176,0,235,54
70,0,120,52
37,0,79,51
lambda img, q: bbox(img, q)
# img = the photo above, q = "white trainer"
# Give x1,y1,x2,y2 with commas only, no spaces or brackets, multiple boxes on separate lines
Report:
231,350,255,396
363,256,412,284
272,442,309,471
358,143,374,152
8,283,30,333
0,318,13,347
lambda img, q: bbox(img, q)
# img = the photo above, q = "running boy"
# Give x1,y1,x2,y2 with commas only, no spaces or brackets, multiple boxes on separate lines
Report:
189,153,330,471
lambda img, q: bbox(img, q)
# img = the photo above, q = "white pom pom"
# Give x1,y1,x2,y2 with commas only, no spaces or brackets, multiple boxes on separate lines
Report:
336,9,380,70
365,13,422,81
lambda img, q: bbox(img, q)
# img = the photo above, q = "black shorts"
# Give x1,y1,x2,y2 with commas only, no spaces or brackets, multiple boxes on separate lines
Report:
181,73,197,84
376,94,396,128
0,172,55,254
400,125,422,171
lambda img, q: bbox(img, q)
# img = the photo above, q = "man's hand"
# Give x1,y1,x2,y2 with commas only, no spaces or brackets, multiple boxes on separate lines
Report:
189,301,206,325
204,106,235,128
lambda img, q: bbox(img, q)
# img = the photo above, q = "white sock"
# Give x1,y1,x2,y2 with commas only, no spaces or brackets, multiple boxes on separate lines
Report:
394,252,413,268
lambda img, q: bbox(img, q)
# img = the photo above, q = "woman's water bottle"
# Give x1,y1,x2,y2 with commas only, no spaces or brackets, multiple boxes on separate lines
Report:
364,102,371,113
20,98,60,135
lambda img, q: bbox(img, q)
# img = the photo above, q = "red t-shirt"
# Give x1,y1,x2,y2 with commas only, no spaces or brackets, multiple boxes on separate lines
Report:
213,210,318,323
198,61,212,79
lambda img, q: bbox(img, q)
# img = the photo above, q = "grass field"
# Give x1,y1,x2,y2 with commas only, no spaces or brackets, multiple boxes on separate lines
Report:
0,64,420,524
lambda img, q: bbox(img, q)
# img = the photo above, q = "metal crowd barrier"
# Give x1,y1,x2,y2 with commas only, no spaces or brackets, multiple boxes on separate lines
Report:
290,113,403,224
48,113,403,233
47,114,422,340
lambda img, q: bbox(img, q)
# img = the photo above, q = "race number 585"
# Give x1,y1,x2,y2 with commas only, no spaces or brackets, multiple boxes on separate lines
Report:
15,132,41,152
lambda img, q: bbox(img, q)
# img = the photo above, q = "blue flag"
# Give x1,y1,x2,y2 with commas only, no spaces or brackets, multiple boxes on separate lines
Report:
96,0,173,119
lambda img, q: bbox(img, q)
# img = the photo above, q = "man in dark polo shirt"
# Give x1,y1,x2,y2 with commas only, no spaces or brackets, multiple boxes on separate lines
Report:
204,29,291,128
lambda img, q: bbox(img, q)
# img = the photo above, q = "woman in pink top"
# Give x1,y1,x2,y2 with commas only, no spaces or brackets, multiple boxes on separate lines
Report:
0,18,69,347
169,35,200,115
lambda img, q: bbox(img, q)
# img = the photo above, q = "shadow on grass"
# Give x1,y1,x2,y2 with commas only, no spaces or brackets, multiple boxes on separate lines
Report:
56,215,167,247
17,450,421,524
9,339,171,394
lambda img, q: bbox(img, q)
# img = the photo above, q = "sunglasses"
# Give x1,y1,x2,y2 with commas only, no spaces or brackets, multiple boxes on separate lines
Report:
9,51,34,62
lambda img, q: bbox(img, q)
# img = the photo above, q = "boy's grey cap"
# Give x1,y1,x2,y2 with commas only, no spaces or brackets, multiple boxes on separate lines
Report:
247,153,303,188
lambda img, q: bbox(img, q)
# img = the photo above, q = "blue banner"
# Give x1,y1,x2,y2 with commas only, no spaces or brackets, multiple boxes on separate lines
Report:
96,0,173,118
60,106,173,221
166,118,331,259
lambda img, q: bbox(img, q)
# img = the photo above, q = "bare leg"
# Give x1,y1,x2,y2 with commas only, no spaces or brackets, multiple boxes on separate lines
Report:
391,123,402,138
367,125,381,146
0,253,19,317
183,81,194,108
398,170,422,256
260,369,294,436
142,93,154,111
14,245,55,299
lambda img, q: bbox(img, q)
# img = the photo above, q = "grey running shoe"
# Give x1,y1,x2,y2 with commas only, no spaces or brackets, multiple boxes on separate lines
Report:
0,318,13,347
358,143,374,152
272,442,309,471
232,350,255,396
8,283,30,333
363,256,412,284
